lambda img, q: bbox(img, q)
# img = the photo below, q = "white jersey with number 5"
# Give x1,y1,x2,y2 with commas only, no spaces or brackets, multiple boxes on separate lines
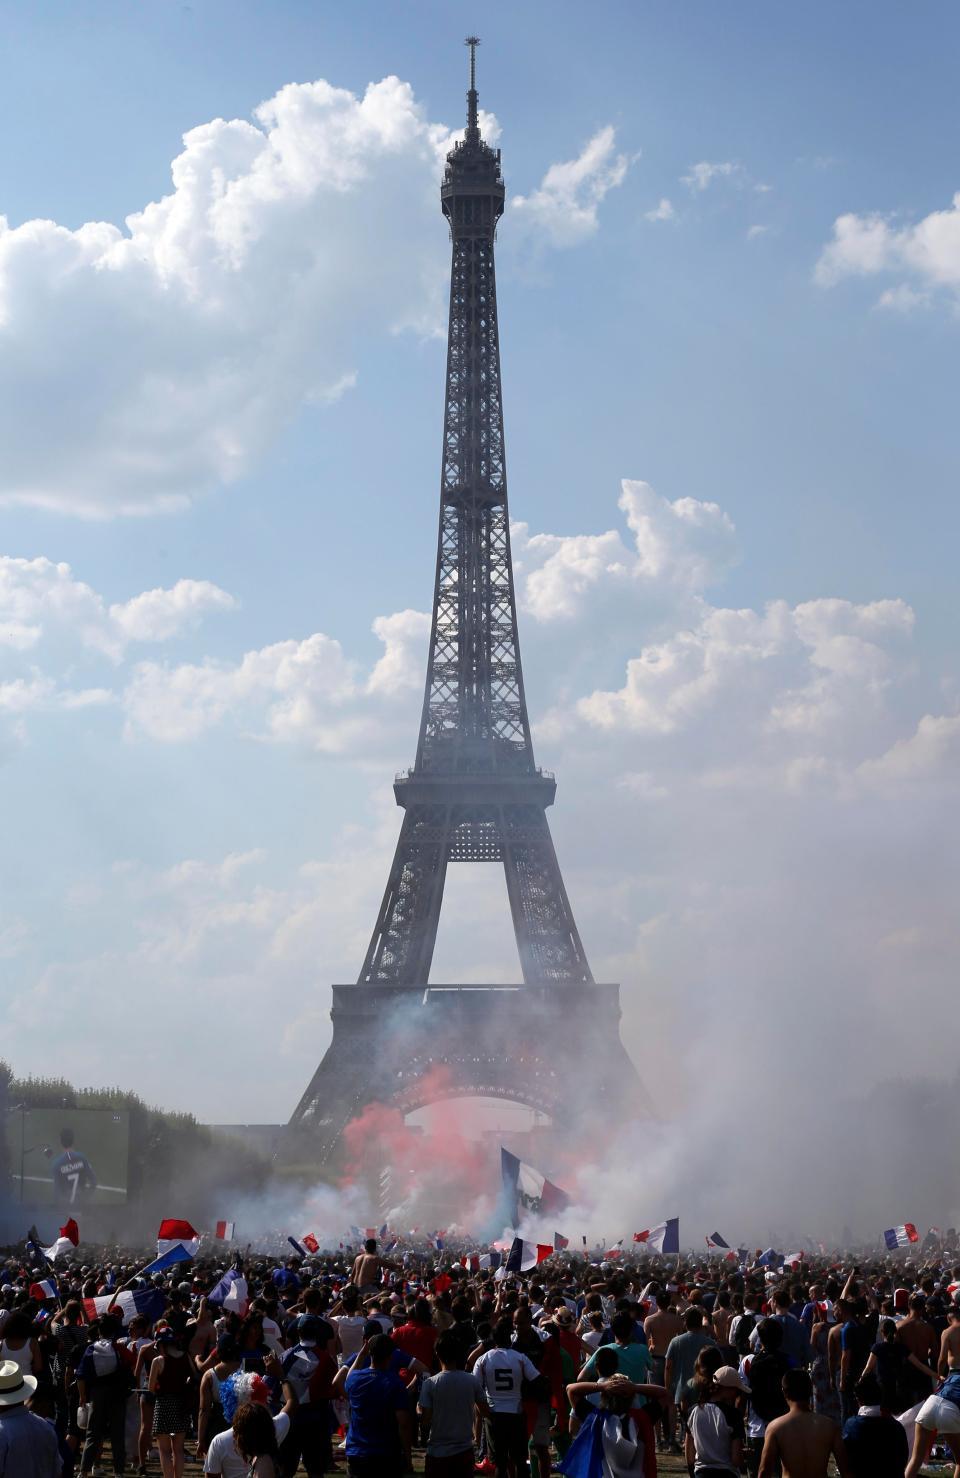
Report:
473,1347,539,1413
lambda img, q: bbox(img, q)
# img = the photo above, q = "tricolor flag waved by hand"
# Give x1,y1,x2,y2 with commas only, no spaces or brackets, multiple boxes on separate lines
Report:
157,1219,200,1258
884,1223,919,1250
633,1218,679,1255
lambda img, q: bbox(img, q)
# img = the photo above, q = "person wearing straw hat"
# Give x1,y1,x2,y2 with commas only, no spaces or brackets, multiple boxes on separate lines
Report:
0,1357,60,1476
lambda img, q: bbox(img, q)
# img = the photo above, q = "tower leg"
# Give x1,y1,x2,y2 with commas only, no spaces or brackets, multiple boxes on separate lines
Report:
359,806,450,983
502,806,594,983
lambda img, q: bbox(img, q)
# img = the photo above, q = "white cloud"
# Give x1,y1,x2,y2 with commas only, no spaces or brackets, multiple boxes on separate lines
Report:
645,197,675,223
577,595,915,744
513,479,737,622
122,609,430,748
0,556,235,659
876,283,931,313
681,160,744,192
815,193,960,304
0,78,617,518
511,126,630,247
746,224,769,240
859,712,960,783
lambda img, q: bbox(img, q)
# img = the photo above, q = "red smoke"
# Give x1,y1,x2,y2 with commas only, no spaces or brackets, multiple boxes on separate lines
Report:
340,1065,501,1230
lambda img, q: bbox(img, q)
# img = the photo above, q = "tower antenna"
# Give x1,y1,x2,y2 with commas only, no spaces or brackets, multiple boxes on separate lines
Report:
465,35,480,138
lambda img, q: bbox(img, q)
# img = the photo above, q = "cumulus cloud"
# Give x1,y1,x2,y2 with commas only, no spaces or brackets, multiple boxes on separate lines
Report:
0,556,235,660
859,711,960,783
511,126,630,247
513,479,737,622
816,192,960,305
577,595,914,744
0,79,621,518
122,609,429,748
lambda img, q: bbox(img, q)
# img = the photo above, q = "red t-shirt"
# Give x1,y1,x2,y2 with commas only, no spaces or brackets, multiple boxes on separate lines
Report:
391,1321,438,1368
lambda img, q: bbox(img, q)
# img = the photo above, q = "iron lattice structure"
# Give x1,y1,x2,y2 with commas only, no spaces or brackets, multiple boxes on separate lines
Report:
290,43,645,1160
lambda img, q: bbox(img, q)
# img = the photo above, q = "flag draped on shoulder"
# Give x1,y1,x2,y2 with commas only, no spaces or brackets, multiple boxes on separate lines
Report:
157,1219,200,1258
633,1218,679,1255
884,1223,919,1250
505,1237,554,1273
83,1288,166,1326
501,1148,570,1228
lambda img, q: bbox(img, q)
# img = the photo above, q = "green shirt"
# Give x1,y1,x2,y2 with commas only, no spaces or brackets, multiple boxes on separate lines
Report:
581,1341,653,1403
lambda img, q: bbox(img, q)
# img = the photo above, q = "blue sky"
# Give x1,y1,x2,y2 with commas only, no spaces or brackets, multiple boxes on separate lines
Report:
1,0,958,1175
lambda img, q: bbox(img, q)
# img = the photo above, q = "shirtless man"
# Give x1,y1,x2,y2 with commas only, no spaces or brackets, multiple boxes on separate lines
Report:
898,1292,939,1407
758,1369,849,1478
644,1290,684,1451
939,1303,960,1377
350,1238,384,1295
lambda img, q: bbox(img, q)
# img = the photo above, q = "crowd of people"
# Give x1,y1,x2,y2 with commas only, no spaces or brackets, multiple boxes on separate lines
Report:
1,1231,960,1477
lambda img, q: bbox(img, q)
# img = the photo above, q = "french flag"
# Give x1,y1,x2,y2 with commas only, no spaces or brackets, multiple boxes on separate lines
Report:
83,1288,166,1327
42,1219,80,1262
460,1254,480,1272
140,1244,193,1276
157,1219,200,1259
554,1232,570,1251
504,1237,553,1273
634,1218,680,1255
884,1223,919,1250
501,1148,570,1229
30,1278,57,1302
705,1231,730,1250
431,1234,444,1252
208,1267,249,1316
215,1221,235,1241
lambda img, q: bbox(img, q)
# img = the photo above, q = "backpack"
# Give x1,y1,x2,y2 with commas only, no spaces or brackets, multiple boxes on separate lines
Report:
748,1350,790,1424
734,1313,757,1357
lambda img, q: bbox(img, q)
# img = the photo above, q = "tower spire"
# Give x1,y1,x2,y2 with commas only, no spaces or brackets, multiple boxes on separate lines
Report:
465,35,480,140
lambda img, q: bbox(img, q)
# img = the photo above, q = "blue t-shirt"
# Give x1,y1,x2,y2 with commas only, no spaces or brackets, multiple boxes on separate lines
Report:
344,1367,408,1458
272,1267,300,1296
842,1413,908,1477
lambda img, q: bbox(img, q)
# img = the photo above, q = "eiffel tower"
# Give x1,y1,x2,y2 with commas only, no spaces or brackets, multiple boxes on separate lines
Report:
289,41,645,1163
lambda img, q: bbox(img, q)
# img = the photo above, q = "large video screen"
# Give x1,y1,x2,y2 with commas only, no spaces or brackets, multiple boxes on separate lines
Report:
5,1108,130,1207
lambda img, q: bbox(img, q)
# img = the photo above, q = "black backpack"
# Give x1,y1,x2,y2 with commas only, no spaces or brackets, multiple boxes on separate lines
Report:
734,1312,757,1357
748,1350,790,1423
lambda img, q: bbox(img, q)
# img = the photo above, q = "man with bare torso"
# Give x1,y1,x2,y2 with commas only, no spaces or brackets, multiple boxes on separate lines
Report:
759,1369,849,1478
938,1303,960,1377
350,1238,384,1295
898,1292,939,1407
644,1290,684,1451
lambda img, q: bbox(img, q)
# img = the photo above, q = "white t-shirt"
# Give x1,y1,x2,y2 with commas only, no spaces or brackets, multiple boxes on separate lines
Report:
473,1348,539,1414
581,1328,605,1353
204,1412,289,1477
334,1314,367,1364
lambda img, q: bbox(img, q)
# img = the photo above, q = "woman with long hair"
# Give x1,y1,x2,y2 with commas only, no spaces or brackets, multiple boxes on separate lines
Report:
232,1399,280,1478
